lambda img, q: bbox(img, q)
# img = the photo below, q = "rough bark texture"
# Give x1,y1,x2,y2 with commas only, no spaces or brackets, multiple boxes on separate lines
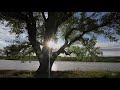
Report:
27,21,57,77
33,13,58,78
35,54,49,78
35,46,49,78
34,46,56,78
27,25,57,78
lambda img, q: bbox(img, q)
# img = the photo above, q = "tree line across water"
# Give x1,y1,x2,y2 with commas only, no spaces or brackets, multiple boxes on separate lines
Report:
0,55,120,62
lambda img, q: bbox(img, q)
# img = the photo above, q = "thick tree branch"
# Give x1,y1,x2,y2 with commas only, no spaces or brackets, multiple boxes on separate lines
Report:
68,19,113,46
41,12,47,22
53,41,69,57
53,13,115,58
44,12,73,43
44,12,57,40
56,12,73,27
64,13,98,41
0,12,29,22
54,14,107,56
57,14,114,56
64,50,72,55
59,29,78,53
65,28,78,40
28,12,37,26
36,41,44,45
26,12,42,62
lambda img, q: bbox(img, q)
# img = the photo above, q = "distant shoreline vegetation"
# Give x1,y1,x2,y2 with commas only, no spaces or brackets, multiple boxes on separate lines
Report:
100,48,120,51
0,56,120,62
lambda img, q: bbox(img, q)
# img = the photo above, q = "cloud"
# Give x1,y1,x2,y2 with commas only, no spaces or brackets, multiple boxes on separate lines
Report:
96,40,120,49
0,24,16,49
0,22,29,49
0,40,8,48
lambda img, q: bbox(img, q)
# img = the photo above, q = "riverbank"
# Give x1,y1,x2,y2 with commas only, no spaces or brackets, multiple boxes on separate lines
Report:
0,70,120,78
1,56,120,62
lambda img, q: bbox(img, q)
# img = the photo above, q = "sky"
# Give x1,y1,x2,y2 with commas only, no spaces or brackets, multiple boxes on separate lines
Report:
0,23,28,49
0,12,120,56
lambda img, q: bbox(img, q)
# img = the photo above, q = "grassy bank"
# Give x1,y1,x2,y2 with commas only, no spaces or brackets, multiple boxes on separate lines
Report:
1,56,120,62
0,70,120,78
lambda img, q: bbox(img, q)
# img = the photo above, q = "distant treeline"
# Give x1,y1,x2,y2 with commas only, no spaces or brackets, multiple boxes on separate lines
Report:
0,56,120,62
56,56,120,62
0,56,37,61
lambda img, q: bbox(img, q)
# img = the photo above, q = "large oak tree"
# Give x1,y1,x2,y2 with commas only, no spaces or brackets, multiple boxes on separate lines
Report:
0,12,120,78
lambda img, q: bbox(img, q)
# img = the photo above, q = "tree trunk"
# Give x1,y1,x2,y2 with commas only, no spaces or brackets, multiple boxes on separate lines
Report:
34,47,55,78
26,12,58,78
27,23,56,77
34,57,54,78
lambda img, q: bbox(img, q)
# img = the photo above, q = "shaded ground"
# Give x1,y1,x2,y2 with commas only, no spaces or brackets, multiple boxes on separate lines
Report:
0,70,120,78
0,70,33,78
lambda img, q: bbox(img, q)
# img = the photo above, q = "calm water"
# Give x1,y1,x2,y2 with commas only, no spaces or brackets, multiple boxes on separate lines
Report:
102,50,120,57
0,60,120,71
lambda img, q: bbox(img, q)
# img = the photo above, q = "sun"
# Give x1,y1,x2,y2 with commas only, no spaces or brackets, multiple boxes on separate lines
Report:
47,40,56,49
47,40,62,50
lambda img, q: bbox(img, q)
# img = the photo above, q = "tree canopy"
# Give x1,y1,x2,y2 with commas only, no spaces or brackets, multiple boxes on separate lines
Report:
1,12,120,60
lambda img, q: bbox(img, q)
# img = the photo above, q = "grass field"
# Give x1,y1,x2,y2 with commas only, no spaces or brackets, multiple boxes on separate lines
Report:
0,70,120,78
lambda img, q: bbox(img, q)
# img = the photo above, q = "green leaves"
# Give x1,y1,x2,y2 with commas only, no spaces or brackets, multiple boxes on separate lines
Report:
3,41,33,60
67,35,102,61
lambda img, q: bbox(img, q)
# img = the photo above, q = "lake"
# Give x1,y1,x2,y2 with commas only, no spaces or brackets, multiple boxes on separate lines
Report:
0,60,120,71
102,50,120,57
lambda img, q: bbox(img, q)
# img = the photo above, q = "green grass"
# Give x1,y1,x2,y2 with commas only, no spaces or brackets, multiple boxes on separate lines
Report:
1,56,120,62
0,70,34,78
51,70,120,78
0,70,120,78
